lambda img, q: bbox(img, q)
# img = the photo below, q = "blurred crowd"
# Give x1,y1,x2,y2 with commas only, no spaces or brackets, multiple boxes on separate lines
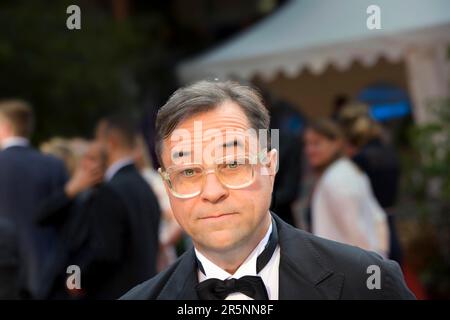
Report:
0,99,182,299
0,91,409,299
266,92,405,271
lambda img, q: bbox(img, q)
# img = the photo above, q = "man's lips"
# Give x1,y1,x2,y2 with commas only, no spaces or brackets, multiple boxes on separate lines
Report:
199,212,237,220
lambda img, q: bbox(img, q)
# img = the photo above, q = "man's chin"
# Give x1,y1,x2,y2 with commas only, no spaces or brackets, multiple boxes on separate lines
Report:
196,230,245,252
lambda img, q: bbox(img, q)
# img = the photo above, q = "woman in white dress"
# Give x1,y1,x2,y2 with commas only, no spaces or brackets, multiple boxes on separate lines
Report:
304,119,389,258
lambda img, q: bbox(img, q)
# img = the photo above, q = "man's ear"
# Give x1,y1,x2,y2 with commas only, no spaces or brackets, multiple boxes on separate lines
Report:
263,148,278,177
159,169,175,203
268,148,278,176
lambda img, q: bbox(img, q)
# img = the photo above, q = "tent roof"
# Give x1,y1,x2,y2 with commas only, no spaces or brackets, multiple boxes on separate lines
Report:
178,0,450,82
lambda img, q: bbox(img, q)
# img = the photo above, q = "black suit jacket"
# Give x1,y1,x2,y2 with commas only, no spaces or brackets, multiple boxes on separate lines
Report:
0,145,67,298
0,217,20,299
86,164,161,299
121,214,415,300
271,133,302,226
352,139,400,208
37,163,161,299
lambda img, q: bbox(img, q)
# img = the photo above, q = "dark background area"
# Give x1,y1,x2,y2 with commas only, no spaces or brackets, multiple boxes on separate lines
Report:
0,0,286,144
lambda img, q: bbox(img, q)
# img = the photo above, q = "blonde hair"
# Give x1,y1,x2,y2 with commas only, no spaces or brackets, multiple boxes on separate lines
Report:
307,118,344,141
40,137,77,175
337,101,381,148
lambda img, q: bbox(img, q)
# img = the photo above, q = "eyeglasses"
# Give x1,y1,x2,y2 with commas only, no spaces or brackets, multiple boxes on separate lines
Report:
159,150,268,199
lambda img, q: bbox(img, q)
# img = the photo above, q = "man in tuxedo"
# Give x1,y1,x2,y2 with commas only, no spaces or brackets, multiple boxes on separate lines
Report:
0,99,68,298
121,80,414,300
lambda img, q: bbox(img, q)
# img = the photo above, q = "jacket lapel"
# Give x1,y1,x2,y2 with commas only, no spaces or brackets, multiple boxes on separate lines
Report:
273,214,345,299
158,248,200,299
157,214,345,300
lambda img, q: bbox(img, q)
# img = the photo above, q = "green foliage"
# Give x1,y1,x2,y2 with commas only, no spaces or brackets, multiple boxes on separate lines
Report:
405,98,450,298
408,99,450,201
0,0,167,143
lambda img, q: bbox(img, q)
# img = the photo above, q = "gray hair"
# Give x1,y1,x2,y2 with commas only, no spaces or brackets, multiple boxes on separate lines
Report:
155,80,270,167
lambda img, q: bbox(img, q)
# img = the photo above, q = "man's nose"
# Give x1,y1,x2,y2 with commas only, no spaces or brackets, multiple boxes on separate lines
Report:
200,170,228,203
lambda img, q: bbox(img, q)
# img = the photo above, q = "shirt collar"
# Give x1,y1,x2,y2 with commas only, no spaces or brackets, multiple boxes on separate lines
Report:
104,157,134,182
1,136,29,150
195,219,273,281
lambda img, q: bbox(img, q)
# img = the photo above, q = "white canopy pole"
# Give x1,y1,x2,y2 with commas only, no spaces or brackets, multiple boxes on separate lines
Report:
405,43,450,124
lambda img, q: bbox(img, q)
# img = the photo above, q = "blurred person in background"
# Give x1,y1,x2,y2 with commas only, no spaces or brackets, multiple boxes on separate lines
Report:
304,118,389,258
0,216,20,299
36,140,106,299
39,115,161,299
84,115,161,298
331,94,350,120
68,138,91,166
337,102,403,265
0,99,68,299
133,134,183,272
267,97,303,227
40,137,79,176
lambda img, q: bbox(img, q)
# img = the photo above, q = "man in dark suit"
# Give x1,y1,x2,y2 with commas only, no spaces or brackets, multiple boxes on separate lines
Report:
0,99,68,298
38,116,161,299
0,216,20,299
88,116,161,299
121,80,414,300
35,141,106,299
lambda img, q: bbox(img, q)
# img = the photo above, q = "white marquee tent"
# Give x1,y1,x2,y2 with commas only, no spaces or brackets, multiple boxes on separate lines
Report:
178,0,450,122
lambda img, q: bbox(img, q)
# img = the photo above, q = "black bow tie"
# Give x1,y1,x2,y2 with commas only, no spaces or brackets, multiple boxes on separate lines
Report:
196,276,268,300
195,217,278,300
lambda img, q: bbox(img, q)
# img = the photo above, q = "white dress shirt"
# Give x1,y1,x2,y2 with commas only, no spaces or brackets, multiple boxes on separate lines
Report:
312,157,389,258
104,157,134,182
1,136,29,150
195,219,281,300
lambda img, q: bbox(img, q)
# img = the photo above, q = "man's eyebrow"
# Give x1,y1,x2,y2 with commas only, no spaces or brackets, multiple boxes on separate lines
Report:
222,139,243,149
172,149,191,159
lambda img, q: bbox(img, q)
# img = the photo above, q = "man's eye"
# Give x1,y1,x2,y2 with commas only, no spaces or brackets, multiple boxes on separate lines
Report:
227,162,239,169
182,169,196,177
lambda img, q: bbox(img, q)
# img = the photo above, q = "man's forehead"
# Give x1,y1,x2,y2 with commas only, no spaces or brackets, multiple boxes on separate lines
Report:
170,138,246,158
158,101,268,167
177,102,250,130
167,102,249,140
167,126,251,145
165,128,257,162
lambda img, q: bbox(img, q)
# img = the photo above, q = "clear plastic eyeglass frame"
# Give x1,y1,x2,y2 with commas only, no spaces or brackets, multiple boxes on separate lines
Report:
158,149,269,199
